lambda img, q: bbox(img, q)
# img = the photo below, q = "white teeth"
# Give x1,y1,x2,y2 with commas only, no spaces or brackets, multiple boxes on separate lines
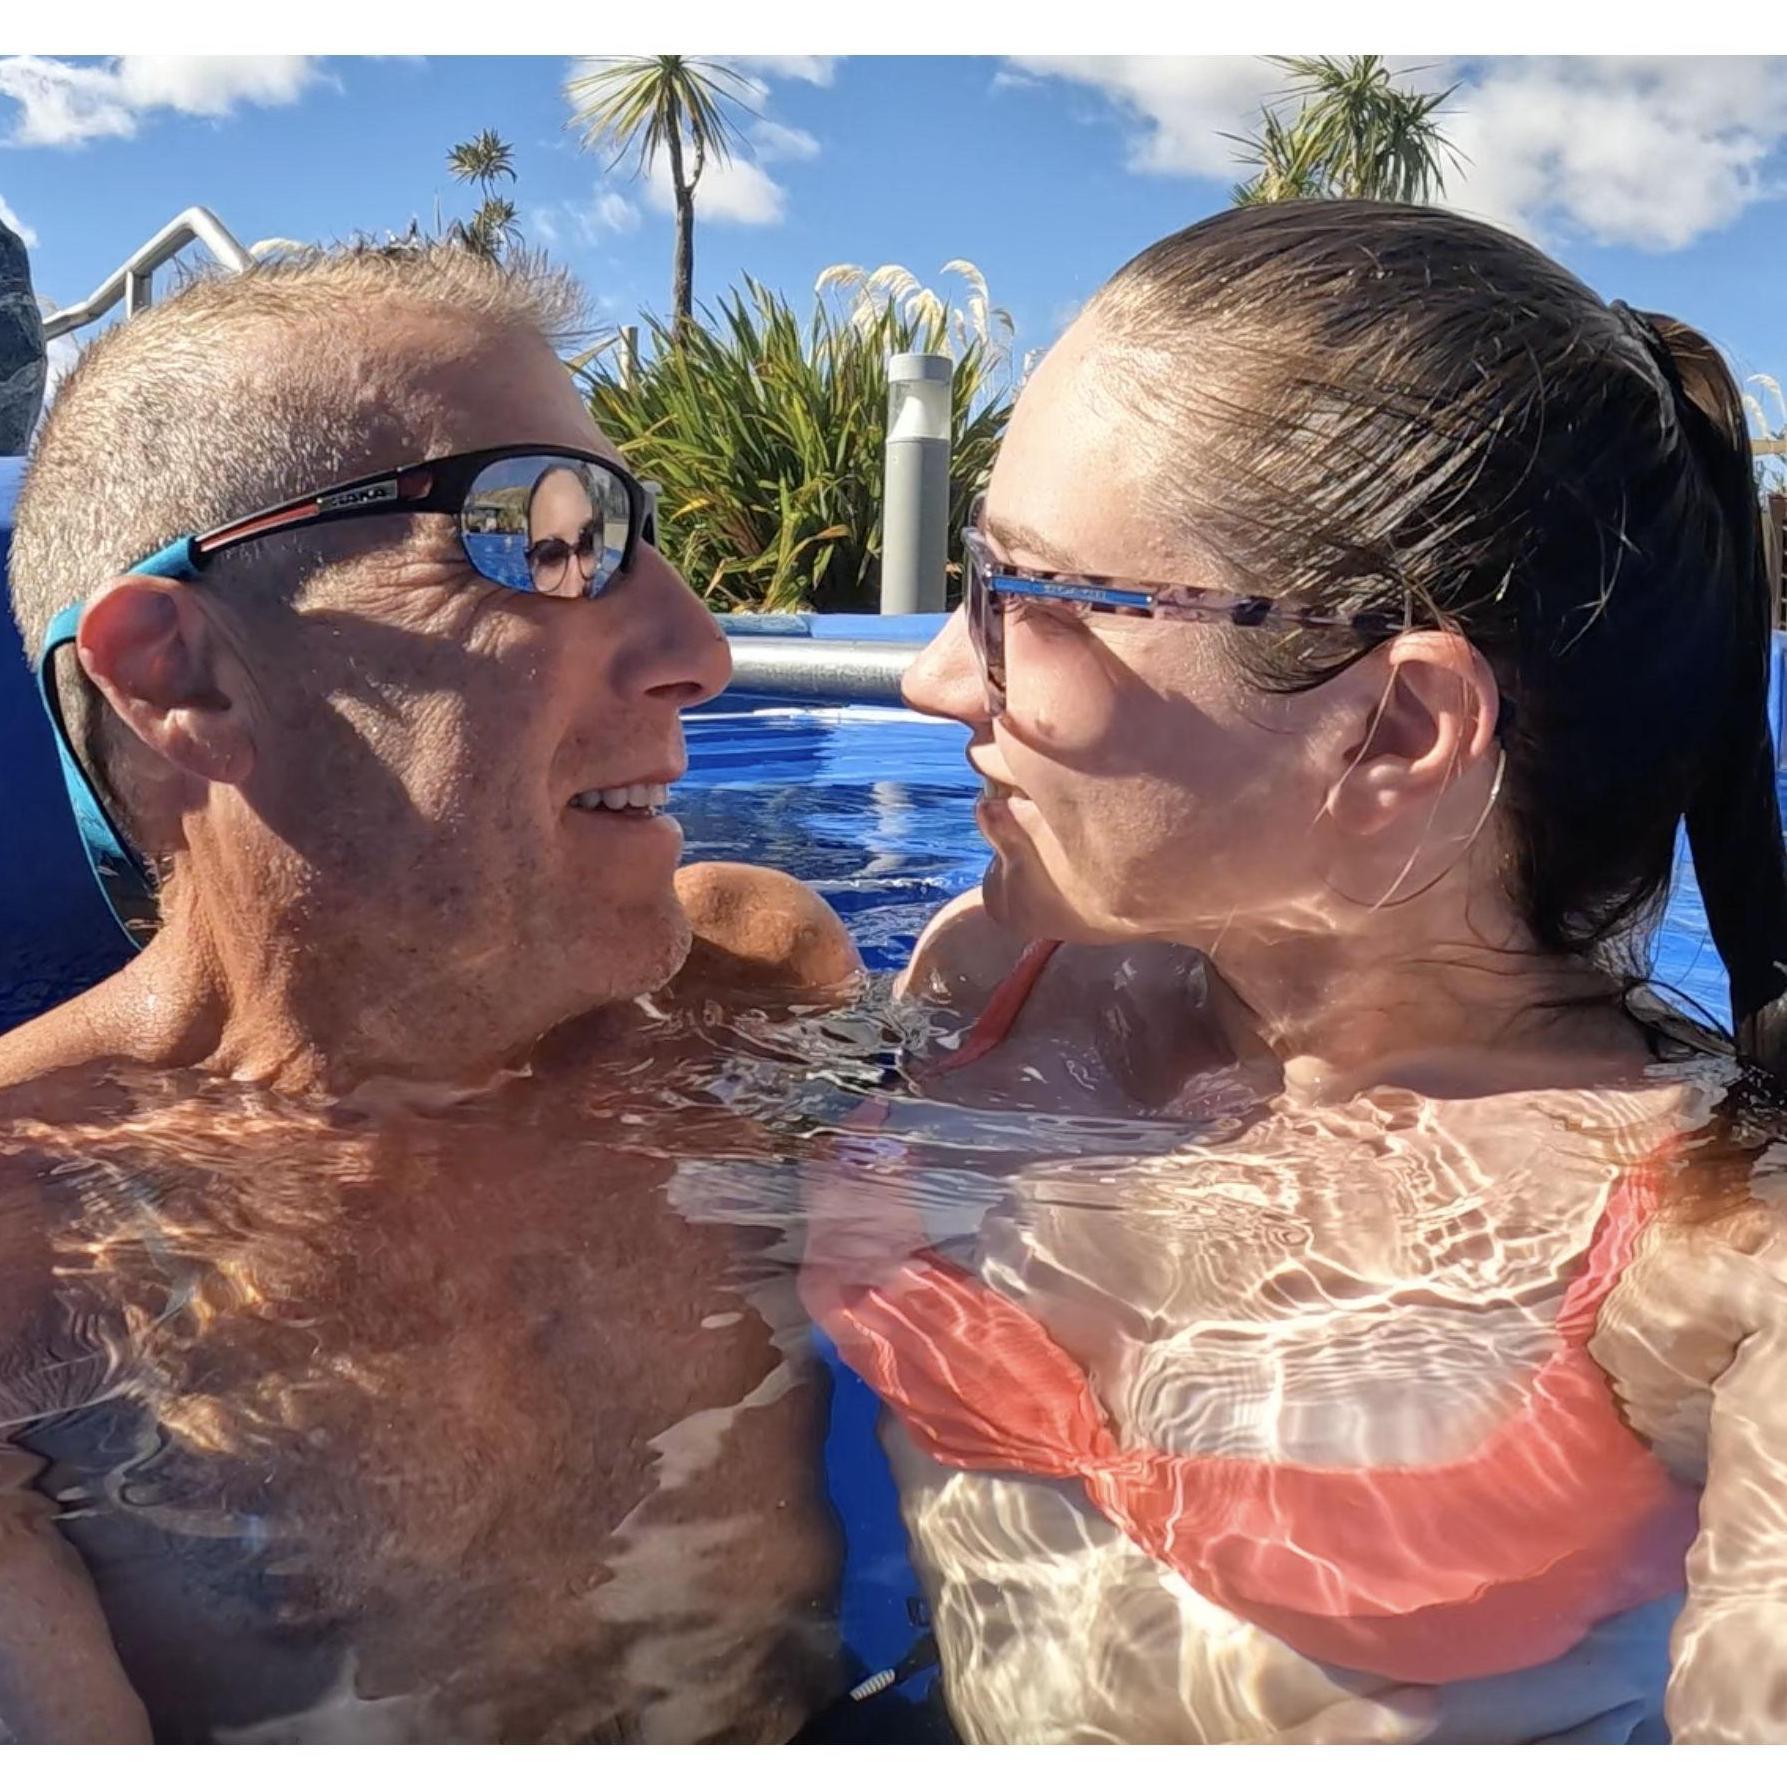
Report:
570,782,672,812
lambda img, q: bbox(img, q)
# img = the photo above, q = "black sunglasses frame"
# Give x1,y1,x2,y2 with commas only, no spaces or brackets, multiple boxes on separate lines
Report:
127,443,655,593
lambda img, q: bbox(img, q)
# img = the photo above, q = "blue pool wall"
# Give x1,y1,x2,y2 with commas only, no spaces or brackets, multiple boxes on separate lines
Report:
0,458,138,1017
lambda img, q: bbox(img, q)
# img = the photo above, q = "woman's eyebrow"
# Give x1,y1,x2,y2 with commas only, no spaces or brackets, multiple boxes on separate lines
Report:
983,512,1076,569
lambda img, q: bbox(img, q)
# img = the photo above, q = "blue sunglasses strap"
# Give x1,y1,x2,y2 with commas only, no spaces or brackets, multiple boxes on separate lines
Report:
130,537,204,581
36,602,155,951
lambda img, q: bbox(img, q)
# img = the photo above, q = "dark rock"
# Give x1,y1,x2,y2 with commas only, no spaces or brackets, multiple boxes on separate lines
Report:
0,216,46,456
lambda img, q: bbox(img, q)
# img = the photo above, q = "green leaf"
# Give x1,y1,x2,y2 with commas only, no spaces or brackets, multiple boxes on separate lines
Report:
584,276,1012,612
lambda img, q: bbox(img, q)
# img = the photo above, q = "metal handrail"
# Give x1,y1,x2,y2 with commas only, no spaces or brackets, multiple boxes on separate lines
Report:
40,206,254,342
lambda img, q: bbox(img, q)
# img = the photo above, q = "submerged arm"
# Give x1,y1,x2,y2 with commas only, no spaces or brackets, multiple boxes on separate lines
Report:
1666,1227,1787,1742
0,1440,149,1742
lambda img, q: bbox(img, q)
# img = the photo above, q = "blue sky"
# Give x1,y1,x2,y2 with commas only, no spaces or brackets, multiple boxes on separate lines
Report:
6,54,1787,431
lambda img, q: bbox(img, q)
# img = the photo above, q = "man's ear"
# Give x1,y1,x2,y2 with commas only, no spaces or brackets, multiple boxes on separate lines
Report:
75,577,257,788
1324,632,1500,839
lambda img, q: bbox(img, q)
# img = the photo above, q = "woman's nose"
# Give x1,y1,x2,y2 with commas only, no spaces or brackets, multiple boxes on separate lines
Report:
902,607,988,728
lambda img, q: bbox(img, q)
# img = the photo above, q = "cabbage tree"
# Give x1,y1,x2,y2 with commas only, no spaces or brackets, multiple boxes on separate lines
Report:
566,56,755,330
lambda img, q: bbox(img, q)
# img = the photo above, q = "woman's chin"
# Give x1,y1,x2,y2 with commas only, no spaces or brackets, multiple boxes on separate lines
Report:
982,859,1117,947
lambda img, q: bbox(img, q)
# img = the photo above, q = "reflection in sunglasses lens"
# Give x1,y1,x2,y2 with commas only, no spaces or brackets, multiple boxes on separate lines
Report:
460,455,631,598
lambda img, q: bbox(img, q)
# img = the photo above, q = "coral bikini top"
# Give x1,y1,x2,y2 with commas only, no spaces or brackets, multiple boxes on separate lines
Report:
804,941,1701,1685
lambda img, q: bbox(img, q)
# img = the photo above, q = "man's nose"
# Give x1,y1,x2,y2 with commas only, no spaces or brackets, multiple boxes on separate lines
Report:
609,545,731,709
902,606,988,727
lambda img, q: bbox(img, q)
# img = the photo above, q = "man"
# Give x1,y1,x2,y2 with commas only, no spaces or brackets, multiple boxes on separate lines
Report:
0,243,859,1741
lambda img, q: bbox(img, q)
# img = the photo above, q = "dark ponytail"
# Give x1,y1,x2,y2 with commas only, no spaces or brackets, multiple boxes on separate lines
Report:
1623,308,1787,1075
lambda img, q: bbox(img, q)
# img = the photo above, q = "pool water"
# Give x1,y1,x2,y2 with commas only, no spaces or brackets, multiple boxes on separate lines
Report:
680,700,989,975
0,682,1768,1739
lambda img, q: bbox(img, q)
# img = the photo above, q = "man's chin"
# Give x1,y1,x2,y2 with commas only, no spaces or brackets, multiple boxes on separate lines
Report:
594,901,693,1006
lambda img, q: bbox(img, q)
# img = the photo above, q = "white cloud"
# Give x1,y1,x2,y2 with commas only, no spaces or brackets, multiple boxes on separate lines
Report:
1007,54,1787,254
0,55,321,147
750,119,818,163
592,189,642,233
531,186,643,248
1010,55,1283,182
646,152,787,226
730,56,839,87
0,194,34,247
1444,58,1787,252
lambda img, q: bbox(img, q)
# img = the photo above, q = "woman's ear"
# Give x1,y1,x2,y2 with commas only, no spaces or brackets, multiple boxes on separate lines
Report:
1324,632,1500,839
75,577,257,788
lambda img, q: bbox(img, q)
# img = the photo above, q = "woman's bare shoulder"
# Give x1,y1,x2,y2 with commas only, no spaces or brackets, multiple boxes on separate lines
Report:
894,888,1030,1012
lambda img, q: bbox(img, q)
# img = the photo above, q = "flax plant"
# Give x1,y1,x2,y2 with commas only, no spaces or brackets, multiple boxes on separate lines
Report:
580,280,1010,612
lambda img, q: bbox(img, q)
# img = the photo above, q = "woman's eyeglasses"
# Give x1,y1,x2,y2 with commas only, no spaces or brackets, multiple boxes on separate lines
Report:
961,497,1400,719
524,519,605,595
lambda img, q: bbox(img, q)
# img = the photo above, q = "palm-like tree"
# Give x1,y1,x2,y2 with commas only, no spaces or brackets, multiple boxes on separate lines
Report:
448,127,515,190
461,196,522,261
565,56,755,331
447,129,521,261
1231,57,1461,208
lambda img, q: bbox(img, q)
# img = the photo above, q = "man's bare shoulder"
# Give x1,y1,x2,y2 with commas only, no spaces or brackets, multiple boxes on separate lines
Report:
672,862,863,1004
0,983,134,1098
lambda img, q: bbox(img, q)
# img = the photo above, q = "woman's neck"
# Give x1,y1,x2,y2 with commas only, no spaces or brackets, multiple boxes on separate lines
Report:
1197,886,1653,1107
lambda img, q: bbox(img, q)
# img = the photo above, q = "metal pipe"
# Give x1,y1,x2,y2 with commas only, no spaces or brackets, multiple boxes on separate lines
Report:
42,207,255,341
880,351,952,615
724,637,918,705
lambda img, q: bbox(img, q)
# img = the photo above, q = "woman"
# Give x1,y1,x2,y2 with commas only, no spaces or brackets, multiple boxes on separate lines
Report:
806,202,1787,1742
525,461,606,596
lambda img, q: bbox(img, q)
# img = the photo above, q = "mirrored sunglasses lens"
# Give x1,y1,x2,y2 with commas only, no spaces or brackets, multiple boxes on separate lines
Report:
460,456,632,597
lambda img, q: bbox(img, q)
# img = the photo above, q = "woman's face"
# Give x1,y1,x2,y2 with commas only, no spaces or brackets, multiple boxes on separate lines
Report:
527,467,601,596
905,314,1349,952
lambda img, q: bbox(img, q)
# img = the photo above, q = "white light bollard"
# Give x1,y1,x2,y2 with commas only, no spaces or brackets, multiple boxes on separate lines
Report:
880,352,953,614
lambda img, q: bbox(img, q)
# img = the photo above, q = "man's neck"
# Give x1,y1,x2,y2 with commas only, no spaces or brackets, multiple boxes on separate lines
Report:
0,908,524,1099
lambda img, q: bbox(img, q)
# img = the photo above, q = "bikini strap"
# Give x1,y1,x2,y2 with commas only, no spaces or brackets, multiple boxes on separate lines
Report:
1553,1148,1670,1346
933,939,1063,1076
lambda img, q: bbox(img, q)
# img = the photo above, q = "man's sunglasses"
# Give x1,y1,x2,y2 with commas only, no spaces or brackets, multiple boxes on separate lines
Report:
36,443,654,947
961,497,1400,719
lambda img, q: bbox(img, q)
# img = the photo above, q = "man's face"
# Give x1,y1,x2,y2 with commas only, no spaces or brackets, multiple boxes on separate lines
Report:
224,312,729,1057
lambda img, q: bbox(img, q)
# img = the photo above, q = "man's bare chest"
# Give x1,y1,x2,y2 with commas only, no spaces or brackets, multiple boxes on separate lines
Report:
26,1120,836,1737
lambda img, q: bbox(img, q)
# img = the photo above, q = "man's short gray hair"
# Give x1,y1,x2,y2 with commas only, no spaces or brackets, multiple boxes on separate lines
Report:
8,240,586,832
